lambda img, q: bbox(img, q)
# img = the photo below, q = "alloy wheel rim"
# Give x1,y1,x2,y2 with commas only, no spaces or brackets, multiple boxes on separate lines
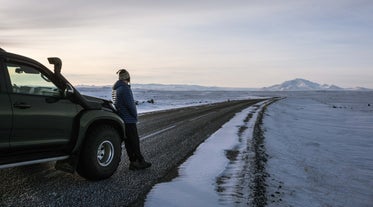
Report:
97,140,114,167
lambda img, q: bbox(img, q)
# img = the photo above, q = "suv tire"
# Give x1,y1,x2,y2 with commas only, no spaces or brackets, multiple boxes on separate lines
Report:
77,125,122,180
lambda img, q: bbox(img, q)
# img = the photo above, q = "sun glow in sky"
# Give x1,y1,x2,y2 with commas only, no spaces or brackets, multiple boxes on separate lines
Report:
1,0,373,88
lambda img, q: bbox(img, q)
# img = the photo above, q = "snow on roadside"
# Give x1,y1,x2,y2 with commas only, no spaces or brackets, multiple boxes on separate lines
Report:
144,101,270,207
264,97,373,207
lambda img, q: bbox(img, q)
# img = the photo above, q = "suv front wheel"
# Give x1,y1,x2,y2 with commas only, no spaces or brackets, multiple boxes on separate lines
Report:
77,125,122,180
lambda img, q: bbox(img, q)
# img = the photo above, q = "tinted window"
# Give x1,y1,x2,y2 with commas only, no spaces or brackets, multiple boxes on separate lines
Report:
6,63,60,97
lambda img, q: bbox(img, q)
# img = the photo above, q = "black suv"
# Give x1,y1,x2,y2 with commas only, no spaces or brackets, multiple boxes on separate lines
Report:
0,48,125,180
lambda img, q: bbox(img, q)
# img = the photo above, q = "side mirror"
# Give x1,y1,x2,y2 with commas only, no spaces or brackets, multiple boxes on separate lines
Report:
64,83,74,97
48,57,62,75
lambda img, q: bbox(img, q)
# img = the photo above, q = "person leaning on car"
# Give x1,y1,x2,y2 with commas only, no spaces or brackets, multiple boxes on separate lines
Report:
112,69,151,170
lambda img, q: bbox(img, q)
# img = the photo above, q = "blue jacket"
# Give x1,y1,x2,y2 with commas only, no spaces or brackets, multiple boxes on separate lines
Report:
113,80,138,123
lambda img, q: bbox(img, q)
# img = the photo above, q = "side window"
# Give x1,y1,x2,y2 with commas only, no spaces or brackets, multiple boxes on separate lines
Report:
6,62,61,97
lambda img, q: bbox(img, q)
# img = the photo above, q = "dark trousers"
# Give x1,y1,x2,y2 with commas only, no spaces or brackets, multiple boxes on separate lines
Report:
124,123,144,162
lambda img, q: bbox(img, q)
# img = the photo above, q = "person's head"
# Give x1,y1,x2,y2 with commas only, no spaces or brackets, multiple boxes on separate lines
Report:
117,69,130,83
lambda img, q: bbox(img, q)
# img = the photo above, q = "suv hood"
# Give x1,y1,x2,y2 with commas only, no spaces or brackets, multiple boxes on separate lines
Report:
82,95,116,112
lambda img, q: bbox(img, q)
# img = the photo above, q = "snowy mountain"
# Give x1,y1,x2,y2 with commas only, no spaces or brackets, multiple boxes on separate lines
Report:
262,78,344,91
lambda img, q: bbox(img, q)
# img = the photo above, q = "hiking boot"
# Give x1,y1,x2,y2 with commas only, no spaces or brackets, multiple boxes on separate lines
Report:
129,160,152,171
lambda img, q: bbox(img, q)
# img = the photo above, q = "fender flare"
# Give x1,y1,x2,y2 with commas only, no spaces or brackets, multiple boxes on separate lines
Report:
72,110,125,153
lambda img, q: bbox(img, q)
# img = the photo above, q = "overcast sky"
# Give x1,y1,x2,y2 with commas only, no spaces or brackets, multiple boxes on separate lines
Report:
1,0,372,88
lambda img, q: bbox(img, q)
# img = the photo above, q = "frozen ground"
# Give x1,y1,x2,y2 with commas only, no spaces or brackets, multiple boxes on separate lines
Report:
264,94,373,207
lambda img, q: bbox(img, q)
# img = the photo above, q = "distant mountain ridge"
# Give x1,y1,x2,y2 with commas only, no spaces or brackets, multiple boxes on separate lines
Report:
76,79,372,91
132,83,225,91
262,78,343,91
76,84,249,91
262,78,372,91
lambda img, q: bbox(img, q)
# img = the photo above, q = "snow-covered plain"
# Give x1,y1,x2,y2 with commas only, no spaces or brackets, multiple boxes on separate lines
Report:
80,87,373,206
264,93,373,207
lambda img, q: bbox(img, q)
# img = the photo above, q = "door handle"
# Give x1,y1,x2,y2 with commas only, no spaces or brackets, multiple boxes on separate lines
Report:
13,103,32,109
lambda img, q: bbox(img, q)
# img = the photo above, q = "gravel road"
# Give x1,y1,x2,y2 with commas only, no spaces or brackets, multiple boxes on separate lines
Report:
0,99,265,207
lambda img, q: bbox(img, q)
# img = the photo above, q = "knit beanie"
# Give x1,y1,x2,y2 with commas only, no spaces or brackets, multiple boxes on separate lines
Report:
117,69,130,81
